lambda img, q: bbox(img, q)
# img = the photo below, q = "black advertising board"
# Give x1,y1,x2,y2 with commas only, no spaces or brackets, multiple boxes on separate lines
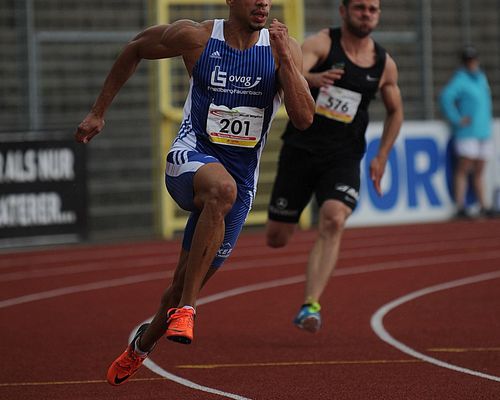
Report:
0,136,87,246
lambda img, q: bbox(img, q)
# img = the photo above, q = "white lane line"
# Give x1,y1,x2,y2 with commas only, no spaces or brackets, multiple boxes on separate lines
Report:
0,255,178,282
3,249,500,308
2,223,498,270
3,237,500,282
0,271,170,309
371,270,500,382
0,263,500,394
0,245,178,270
0,232,310,269
334,250,500,276
140,362,251,400
141,275,305,400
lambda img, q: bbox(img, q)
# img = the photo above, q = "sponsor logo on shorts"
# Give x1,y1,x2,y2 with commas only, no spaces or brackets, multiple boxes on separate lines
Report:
217,242,233,258
344,195,356,204
335,184,359,201
275,197,288,209
269,205,299,217
269,197,299,216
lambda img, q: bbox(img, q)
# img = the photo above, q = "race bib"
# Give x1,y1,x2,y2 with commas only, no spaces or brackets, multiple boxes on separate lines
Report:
315,85,362,123
206,104,264,148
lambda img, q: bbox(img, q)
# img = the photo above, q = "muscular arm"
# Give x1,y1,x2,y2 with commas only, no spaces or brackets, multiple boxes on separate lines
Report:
370,54,404,195
270,19,314,130
75,20,208,143
302,29,344,89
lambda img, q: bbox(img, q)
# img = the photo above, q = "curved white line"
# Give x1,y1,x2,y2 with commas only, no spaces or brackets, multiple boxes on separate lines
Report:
138,275,306,400
370,270,500,382
144,357,251,400
3,256,500,394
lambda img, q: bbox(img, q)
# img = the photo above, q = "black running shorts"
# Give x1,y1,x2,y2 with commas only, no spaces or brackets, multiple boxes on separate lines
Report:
268,144,361,223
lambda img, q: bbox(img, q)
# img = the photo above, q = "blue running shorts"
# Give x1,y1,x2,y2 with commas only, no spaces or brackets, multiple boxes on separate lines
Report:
165,148,253,267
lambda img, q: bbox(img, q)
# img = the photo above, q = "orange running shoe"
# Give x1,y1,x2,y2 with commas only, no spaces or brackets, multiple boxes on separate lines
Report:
106,323,151,386
166,307,195,344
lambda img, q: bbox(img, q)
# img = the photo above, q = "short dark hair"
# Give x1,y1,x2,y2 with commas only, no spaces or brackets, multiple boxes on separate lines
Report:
342,0,381,6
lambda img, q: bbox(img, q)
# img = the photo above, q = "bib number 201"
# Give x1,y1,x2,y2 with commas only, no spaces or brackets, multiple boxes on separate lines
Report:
220,119,250,136
207,104,264,148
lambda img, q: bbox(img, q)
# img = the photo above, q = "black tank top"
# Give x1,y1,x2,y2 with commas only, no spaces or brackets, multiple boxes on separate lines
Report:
282,27,387,159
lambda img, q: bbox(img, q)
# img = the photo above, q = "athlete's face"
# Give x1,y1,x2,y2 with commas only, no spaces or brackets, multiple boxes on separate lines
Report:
464,58,480,72
341,0,380,38
228,0,271,31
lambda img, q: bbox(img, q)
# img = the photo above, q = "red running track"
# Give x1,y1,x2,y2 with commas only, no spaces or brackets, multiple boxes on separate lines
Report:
1,220,499,399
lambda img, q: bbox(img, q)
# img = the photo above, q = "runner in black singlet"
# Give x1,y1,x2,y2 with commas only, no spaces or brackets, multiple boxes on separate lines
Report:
266,0,404,333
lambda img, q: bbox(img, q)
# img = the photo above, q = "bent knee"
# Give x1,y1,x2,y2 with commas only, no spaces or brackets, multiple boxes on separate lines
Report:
197,180,237,213
212,181,237,208
266,223,294,248
266,234,288,248
319,202,351,235
322,214,346,233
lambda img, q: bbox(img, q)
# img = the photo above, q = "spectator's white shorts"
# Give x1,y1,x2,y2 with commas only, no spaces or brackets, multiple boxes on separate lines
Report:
454,138,493,160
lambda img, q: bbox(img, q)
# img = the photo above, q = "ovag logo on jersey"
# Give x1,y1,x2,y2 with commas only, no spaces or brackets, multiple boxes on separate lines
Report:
210,66,262,89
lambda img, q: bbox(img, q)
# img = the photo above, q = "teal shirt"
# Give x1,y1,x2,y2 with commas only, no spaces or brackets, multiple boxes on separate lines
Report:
439,68,492,140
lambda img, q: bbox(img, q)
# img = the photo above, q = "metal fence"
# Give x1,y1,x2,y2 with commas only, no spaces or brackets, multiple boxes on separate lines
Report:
1,0,499,241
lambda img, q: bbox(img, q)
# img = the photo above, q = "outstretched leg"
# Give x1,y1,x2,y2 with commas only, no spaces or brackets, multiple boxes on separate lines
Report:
106,162,236,384
294,199,351,332
304,200,351,302
178,162,236,306
163,162,236,344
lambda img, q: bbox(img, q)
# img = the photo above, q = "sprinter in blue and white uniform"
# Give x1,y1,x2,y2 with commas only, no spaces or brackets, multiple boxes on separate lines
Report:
166,18,282,268
75,0,314,386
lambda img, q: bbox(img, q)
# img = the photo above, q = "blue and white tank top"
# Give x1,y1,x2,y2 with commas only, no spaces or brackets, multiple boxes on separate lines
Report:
173,19,281,190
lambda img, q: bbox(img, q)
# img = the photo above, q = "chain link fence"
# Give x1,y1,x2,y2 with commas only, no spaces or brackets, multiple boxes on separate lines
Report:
1,0,499,240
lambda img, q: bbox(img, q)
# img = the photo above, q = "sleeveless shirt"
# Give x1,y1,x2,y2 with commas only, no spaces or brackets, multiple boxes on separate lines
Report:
282,27,386,159
173,19,281,189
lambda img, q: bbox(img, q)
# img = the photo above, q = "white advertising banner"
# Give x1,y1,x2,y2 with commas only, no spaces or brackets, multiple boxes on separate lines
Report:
492,120,500,210
348,119,499,227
